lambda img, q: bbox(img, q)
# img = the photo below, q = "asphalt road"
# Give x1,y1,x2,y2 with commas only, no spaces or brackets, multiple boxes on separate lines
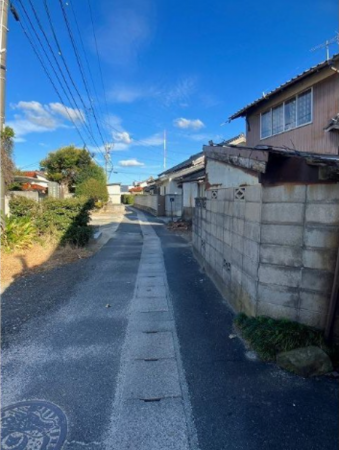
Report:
1,208,338,450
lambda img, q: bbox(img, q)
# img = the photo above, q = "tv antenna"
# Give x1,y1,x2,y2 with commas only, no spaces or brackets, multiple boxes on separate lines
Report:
310,33,339,61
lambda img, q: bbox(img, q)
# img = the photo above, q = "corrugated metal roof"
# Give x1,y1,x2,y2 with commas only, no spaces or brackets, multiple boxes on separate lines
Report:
229,54,339,120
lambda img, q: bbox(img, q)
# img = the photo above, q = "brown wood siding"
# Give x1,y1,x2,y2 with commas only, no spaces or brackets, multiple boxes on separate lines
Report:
246,73,339,154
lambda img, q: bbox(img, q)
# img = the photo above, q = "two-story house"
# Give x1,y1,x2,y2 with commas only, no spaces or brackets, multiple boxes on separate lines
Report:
229,54,339,154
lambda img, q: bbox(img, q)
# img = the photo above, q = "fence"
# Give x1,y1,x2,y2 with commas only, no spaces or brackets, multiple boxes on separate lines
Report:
134,195,165,216
193,184,339,335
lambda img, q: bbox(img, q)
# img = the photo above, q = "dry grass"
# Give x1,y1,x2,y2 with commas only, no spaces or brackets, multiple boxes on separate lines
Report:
1,241,93,286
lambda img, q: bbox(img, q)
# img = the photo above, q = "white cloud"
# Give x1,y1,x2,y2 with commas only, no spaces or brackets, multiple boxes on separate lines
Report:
174,118,205,130
108,86,146,103
113,131,133,144
119,159,145,167
134,132,163,146
49,102,85,122
8,101,85,137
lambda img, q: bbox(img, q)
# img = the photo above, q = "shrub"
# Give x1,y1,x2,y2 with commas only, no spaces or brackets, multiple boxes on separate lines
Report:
234,313,327,361
75,178,108,203
9,196,40,218
121,194,134,205
1,215,36,251
38,198,94,246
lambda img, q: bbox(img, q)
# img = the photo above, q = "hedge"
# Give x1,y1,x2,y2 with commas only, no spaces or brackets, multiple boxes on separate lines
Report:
9,196,94,247
121,194,135,205
75,177,108,203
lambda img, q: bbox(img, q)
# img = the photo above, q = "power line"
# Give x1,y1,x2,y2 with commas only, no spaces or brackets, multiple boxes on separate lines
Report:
57,0,107,148
21,0,104,156
14,8,88,148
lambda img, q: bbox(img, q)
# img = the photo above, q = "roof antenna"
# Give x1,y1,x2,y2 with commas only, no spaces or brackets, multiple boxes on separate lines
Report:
310,33,339,61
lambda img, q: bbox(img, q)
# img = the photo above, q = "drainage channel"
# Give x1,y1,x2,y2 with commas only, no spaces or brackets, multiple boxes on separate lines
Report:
104,212,199,450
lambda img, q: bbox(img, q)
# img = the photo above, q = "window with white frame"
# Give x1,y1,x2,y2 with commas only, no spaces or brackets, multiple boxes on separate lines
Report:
260,88,312,139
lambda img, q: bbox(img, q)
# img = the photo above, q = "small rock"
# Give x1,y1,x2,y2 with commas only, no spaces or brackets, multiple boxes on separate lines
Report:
276,346,333,377
229,334,237,339
105,304,111,308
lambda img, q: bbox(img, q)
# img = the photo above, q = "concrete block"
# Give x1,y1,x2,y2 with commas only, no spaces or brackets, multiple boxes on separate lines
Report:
304,226,339,249
242,256,259,279
307,184,339,203
243,238,259,262
233,201,245,218
223,215,232,231
258,283,299,309
306,204,339,225
211,223,217,238
261,224,303,246
262,203,304,224
211,201,220,214
224,188,234,200
206,200,212,211
302,249,336,272
232,233,244,254
244,221,261,242
245,202,261,222
232,217,245,235
210,212,216,225
231,265,242,285
263,185,306,203
241,272,258,301
299,291,328,313
205,190,212,200
260,244,302,267
301,269,333,294
216,213,224,228
258,264,301,287
223,228,232,246
216,225,223,242
223,243,232,259
231,247,243,268
245,185,262,202
298,310,326,329
257,301,298,321
224,201,234,216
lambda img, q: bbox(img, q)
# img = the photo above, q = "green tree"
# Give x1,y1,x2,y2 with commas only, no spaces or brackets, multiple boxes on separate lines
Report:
75,164,106,185
40,145,94,192
75,178,108,203
1,126,15,190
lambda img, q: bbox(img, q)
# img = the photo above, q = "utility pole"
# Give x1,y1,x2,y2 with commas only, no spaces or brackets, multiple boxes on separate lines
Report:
0,0,9,212
163,129,167,170
104,143,113,182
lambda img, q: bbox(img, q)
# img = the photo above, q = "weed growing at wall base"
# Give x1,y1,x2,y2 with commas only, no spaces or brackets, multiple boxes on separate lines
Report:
234,313,327,361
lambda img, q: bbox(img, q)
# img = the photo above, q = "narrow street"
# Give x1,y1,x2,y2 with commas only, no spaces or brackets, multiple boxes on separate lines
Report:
1,208,338,450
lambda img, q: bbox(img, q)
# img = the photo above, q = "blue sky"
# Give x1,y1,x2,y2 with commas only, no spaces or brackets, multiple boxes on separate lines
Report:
6,0,338,185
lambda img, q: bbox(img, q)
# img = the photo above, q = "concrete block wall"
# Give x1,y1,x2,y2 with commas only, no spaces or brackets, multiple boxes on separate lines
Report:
193,184,339,333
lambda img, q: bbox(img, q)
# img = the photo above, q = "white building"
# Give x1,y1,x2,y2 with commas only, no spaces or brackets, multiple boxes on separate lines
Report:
107,183,121,204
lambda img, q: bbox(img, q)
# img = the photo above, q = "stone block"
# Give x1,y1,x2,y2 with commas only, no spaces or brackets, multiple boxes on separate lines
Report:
262,203,304,224
305,204,339,225
243,238,259,262
216,226,223,242
258,264,301,287
299,309,326,329
299,291,328,313
231,264,242,285
301,269,333,294
276,347,332,377
232,217,245,235
257,301,298,321
302,248,336,272
304,226,339,249
216,213,224,228
242,256,259,278
245,202,261,222
233,201,245,218
223,242,232,259
211,213,216,225
244,221,261,242
260,244,302,267
261,224,303,246
258,283,299,308
307,184,339,203
245,185,262,202
263,185,306,203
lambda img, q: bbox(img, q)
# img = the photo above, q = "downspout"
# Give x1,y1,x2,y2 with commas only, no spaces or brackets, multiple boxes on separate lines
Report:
325,243,339,342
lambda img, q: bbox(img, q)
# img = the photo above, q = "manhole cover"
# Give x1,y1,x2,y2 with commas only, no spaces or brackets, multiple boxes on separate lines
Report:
1,400,67,449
